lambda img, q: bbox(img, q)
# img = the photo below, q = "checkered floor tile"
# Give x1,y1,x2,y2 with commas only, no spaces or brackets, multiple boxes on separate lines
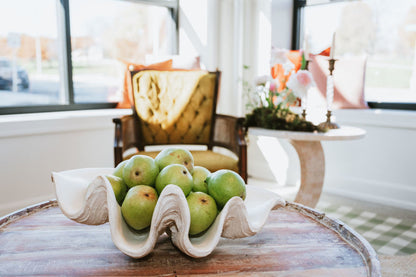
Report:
317,201,416,256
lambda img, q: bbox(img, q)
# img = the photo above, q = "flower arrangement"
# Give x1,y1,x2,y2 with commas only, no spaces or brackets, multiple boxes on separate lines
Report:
244,47,326,132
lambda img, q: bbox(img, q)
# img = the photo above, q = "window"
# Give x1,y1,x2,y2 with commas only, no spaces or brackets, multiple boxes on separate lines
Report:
0,0,178,114
0,0,60,108
294,0,416,110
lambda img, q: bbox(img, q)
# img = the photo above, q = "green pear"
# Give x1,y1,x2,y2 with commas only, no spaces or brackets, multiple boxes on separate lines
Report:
192,166,211,193
206,169,246,209
155,147,194,174
155,164,193,196
113,160,128,178
187,192,218,235
121,185,158,231
105,175,128,206
123,155,159,188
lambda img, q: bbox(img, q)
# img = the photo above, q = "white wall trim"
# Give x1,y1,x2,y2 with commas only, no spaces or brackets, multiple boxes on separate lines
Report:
0,109,132,138
324,176,416,212
334,109,416,129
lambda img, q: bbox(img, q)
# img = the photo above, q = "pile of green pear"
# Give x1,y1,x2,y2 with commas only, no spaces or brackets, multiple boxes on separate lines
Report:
106,147,246,236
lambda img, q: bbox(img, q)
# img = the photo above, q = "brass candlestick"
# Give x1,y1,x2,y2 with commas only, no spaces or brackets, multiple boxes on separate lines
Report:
301,107,307,119
318,58,339,130
304,59,311,70
301,59,311,119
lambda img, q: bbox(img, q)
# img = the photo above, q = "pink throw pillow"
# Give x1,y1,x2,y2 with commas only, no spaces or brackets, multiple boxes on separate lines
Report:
308,55,369,109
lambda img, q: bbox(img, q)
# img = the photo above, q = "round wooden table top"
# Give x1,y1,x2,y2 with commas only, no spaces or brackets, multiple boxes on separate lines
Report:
0,200,380,276
249,126,366,141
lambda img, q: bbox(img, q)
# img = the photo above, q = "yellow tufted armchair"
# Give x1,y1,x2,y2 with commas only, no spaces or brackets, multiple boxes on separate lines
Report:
113,69,247,182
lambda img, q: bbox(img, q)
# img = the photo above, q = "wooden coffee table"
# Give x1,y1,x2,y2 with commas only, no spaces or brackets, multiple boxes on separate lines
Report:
249,126,366,208
0,200,380,276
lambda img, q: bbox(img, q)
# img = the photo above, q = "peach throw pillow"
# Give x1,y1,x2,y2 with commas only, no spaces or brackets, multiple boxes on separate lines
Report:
145,55,201,70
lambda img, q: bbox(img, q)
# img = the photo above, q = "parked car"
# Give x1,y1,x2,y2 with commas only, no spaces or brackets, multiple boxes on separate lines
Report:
0,57,29,91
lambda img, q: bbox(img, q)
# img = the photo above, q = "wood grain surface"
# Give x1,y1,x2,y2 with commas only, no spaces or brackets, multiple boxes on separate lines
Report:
0,200,380,276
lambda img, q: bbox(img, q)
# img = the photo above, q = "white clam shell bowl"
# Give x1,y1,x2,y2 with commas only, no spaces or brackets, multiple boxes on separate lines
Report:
52,168,285,258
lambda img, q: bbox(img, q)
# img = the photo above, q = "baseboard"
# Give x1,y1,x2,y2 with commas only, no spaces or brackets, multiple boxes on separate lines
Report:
0,194,55,217
323,177,416,212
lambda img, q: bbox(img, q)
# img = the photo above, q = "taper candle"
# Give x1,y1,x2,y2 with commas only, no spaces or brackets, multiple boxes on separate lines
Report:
330,32,336,59
303,33,310,60
326,75,334,111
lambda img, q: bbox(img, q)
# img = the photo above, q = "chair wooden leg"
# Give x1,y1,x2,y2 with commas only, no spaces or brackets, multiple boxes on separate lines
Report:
239,148,248,183
113,118,123,167
114,147,123,167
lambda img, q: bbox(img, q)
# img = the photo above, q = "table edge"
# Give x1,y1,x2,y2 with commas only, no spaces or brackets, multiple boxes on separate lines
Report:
248,126,366,141
0,199,57,228
285,202,381,277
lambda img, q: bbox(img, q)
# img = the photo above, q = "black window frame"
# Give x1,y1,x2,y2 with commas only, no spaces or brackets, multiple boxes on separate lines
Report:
292,0,416,111
0,0,179,115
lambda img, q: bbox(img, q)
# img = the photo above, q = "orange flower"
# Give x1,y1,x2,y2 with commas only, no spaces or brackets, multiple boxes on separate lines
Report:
286,50,302,72
318,47,331,56
270,50,303,91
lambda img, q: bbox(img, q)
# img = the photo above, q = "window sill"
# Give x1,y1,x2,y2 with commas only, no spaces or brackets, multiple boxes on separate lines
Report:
368,102,416,111
0,108,132,138
333,108,416,130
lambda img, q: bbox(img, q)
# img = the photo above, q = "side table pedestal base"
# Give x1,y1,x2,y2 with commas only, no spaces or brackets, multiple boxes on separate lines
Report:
290,140,325,208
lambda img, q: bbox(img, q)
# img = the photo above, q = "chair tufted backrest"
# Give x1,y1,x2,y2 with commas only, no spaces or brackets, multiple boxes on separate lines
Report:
131,70,219,147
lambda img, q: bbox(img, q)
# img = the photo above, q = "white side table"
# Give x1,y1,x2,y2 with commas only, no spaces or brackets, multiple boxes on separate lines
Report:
249,126,366,208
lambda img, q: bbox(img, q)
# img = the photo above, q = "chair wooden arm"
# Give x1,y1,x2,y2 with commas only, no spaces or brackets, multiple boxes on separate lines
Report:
236,117,248,182
213,114,248,182
112,118,123,167
112,115,141,167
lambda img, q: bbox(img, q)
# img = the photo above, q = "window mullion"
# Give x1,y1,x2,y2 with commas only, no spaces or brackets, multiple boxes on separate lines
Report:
57,0,74,104
292,0,306,50
170,4,179,54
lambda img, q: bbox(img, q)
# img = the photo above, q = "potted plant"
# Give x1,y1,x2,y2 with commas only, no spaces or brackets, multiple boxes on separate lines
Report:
244,48,327,133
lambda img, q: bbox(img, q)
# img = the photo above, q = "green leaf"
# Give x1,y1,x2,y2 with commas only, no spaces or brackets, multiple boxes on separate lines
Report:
300,52,307,70
286,92,297,105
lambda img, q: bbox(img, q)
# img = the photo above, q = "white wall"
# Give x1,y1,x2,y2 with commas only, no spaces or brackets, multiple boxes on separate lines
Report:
180,0,272,117
0,109,131,216
271,0,293,49
324,109,416,211
248,109,416,211
179,0,218,70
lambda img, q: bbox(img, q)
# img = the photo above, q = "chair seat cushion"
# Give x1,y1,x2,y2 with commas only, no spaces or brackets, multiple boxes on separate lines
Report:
124,150,239,173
